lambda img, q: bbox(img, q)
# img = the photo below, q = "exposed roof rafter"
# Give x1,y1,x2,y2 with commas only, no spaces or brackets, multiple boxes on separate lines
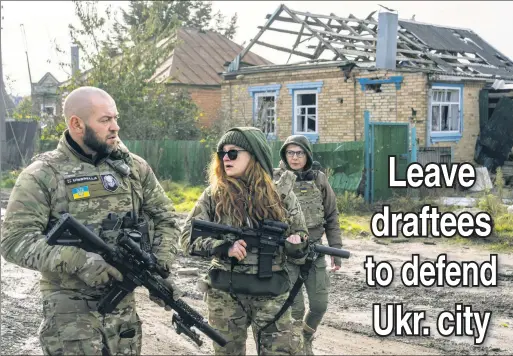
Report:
226,4,513,80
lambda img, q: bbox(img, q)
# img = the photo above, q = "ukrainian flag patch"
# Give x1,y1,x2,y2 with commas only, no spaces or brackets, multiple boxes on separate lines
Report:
72,186,90,200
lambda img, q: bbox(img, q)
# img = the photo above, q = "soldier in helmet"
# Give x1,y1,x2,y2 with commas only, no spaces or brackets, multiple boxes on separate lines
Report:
1,86,181,355
273,135,343,355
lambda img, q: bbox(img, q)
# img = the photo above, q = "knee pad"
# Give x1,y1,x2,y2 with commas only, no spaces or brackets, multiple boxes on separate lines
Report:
309,299,328,316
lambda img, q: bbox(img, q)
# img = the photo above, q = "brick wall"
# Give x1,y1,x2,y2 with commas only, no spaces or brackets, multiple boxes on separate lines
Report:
354,70,428,143
220,68,428,142
220,67,485,162
188,87,221,128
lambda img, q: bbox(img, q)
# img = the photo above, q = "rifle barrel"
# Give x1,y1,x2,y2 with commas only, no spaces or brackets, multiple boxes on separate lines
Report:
312,244,350,259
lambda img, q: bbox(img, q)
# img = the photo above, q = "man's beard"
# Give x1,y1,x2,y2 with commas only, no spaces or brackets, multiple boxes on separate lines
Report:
83,125,114,156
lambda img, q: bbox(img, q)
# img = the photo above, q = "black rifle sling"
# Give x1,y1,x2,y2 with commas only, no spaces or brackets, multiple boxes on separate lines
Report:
258,248,316,332
227,249,315,355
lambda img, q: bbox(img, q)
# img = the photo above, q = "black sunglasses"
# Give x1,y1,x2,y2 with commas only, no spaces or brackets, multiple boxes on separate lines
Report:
217,149,246,161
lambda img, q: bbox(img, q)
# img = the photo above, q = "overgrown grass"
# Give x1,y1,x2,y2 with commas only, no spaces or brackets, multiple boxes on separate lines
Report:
339,214,372,237
161,180,204,213
478,192,507,218
335,187,513,252
336,192,372,237
0,170,20,188
476,186,513,250
336,191,369,215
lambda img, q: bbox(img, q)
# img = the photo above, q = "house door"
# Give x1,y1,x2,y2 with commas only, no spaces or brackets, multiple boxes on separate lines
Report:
364,112,416,203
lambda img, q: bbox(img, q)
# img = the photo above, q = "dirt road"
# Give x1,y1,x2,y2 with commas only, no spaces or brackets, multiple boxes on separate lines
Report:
1,192,512,355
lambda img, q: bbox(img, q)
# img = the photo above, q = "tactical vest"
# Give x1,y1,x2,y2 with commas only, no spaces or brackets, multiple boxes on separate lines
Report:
293,175,325,230
35,141,151,301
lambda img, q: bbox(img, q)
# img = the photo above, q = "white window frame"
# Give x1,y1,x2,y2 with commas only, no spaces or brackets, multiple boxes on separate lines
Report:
429,86,462,135
294,89,318,134
253,92,277,136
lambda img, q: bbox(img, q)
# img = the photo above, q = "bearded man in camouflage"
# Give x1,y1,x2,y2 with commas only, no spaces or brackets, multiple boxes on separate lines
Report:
273,135,343,355
0,86,181,355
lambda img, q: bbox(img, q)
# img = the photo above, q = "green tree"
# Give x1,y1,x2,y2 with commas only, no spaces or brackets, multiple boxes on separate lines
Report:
11,97,40,121
60,0,237,140
118,1,238,41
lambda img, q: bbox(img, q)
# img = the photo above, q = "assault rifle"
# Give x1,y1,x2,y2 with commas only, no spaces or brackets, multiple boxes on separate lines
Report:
46,213,228,348
189,218,350,278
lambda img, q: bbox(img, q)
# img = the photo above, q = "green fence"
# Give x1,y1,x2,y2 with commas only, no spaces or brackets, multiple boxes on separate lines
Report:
38,139,364,193
314,141,364,195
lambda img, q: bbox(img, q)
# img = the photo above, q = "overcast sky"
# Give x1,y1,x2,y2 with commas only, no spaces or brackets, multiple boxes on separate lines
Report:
2,1,513,97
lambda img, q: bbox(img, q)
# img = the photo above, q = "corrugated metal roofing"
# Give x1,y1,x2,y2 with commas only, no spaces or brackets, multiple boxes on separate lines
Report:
398,21,512,69
152,27,273,86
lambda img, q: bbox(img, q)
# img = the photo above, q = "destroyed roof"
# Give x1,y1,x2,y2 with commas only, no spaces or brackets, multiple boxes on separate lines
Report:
150,27,273,86
225,4,513,80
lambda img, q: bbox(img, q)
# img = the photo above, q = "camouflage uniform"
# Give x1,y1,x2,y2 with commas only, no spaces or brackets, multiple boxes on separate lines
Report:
274,135,343,355
1,130,180,355
180,127,309,355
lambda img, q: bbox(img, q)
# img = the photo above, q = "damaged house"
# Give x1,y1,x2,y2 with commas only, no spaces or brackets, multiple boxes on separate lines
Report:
219,4,513,174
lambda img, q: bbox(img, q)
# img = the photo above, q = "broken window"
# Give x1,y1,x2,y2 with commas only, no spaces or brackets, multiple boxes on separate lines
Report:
430,87,461,133
249,85,281,137
294,90,317,133
40,104,56,117
254,93,276,136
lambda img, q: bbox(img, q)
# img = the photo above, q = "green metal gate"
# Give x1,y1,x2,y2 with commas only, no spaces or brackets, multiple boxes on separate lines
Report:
364,112,417,203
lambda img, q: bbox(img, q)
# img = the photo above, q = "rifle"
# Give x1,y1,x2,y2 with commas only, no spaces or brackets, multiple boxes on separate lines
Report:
189,218,350,279
189,217,350,356
46,213,228,348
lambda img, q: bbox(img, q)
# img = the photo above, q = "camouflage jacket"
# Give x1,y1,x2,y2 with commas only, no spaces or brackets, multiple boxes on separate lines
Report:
0,131,180,301
274,161,342,249
179,170,309,274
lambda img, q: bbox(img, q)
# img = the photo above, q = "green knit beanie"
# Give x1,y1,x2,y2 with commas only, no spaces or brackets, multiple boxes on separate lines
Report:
216,127,274,177
216,130,253,154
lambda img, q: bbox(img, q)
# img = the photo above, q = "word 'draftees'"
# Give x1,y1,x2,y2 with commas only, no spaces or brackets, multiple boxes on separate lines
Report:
370,157,492,239
388,156,476,189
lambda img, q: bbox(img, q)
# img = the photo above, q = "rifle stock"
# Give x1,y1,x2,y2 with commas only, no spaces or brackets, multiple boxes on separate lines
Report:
46,213,228,348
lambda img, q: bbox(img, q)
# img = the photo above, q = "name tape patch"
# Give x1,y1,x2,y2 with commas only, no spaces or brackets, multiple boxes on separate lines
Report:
65,175,99,185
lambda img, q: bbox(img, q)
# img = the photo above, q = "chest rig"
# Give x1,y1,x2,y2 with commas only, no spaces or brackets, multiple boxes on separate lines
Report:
44,148,150,251
209,192,286,275
293,170,325,229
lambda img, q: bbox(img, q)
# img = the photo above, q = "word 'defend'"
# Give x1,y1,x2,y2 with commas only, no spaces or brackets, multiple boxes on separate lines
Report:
388,156,476,189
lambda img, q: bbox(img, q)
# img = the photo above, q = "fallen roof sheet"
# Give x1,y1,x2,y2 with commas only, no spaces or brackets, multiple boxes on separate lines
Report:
398,21,511,69
474,97,513,171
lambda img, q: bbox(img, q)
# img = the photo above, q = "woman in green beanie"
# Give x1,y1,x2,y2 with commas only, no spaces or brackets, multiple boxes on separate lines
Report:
180,127,309,355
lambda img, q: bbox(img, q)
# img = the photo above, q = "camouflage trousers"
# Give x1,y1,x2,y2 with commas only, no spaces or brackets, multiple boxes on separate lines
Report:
286,255,330,332
38,292,142,356
206,287,303,355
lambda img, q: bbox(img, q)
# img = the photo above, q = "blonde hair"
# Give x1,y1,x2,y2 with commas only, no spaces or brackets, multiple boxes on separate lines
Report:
207,152,286,227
